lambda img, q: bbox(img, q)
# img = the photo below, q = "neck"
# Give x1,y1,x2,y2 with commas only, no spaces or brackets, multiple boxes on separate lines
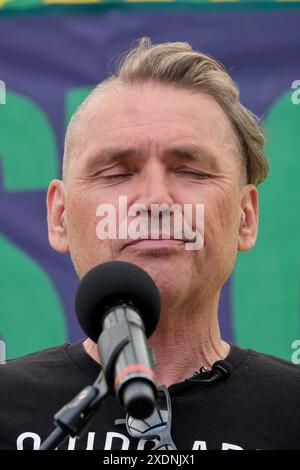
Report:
83,292,230,387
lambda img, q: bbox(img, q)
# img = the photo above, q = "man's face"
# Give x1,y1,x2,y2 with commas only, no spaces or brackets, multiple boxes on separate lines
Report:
50,83,256,309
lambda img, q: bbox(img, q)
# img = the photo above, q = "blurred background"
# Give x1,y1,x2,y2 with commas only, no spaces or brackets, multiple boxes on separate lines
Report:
0,0,299,361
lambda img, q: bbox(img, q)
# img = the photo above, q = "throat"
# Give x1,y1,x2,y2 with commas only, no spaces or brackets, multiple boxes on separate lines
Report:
148,331,230,387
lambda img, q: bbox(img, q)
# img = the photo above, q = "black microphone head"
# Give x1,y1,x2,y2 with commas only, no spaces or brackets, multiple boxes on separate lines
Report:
211,360,233,378
75,261,161,342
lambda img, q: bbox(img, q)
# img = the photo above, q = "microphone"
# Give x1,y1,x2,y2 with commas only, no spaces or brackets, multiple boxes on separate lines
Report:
208,360,233,382
75,261,161,419
187,360,233,383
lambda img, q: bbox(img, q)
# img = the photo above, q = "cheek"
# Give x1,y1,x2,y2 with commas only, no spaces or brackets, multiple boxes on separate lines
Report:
67,193,97,237
195,190,240,287
65,190,118,277
203,189,240,249
66,189,115,262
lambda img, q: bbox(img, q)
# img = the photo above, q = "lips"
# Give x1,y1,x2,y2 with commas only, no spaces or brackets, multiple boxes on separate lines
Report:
122,236,186,250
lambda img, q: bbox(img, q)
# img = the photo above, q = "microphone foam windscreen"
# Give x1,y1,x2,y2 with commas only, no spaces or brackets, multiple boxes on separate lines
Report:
75,261,161,342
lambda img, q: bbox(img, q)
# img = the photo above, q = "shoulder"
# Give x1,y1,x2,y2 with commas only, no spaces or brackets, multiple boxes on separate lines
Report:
0,341,99,393
0,344,71,388
230,342,300,377
234,345,300,397
248,348,300,378
0,343,69,370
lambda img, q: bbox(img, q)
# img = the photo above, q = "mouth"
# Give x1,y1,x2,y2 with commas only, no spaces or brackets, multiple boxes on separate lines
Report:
122,237,186,250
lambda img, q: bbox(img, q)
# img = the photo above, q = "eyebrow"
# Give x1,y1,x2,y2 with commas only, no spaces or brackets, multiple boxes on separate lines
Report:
87,144,221,171
91,148,139,166
163,145,221,171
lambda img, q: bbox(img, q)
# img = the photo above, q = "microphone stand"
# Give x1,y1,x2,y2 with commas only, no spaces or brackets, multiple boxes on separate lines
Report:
40,306,156,450
39,371,109,450
40,319,130,450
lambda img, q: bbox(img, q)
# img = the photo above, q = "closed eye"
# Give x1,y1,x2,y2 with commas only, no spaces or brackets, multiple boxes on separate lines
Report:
176,170,208,179
96,170,207,180
99,173,133,180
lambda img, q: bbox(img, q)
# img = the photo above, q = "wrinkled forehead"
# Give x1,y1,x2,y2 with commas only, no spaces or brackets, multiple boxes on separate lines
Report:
64,81,243,180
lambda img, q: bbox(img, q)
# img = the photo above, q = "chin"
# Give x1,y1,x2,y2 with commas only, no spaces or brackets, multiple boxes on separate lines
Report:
120,251,178,273
119,254,186,304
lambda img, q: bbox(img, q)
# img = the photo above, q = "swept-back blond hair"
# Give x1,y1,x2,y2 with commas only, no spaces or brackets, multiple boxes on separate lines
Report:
64,38,269,185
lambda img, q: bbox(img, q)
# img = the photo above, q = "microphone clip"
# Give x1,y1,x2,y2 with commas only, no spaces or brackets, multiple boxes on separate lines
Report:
187,360,233,384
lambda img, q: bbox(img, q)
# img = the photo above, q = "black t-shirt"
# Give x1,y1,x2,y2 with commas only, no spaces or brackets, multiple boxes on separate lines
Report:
0,341,299,450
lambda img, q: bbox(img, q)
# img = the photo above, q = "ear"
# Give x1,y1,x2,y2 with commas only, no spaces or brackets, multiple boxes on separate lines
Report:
238,184,259,252
46,179,69,253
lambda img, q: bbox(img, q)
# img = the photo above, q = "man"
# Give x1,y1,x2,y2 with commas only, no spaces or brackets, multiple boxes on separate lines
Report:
0,38,299,451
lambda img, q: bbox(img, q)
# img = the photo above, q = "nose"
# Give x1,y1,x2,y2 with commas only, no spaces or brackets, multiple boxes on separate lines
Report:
133,161,175,209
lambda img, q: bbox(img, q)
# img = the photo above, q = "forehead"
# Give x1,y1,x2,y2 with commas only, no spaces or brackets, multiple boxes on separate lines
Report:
70,82,241,170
